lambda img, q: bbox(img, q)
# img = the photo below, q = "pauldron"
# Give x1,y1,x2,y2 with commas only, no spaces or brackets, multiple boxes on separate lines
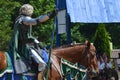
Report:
22,14,49,26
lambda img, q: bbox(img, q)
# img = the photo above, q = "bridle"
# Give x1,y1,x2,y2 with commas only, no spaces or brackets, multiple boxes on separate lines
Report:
79,44,99,79
80,44,96,73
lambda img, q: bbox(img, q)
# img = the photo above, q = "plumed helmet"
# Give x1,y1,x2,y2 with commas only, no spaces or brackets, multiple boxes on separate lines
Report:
19,4,34,16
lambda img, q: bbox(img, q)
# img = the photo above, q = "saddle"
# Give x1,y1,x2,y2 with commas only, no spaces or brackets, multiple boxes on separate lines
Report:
0,52,7,71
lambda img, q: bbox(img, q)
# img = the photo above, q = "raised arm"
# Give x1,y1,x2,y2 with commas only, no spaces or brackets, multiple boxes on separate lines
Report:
21,15,49,26
22,9,58,26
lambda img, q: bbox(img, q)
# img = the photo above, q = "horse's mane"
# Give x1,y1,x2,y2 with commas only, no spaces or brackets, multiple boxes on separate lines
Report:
53,40,93,50
61,43,85,48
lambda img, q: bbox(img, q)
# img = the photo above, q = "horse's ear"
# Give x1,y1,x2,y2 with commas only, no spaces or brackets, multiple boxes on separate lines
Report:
85,40,88,44
85,40,91,49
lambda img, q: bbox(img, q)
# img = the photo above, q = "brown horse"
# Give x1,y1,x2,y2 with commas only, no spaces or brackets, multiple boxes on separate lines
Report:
47,41,99,80
0,51,7,71
0,41,99,80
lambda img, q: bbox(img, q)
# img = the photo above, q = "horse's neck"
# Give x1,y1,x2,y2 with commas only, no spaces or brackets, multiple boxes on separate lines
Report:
51,54,63,77
52,45,85,63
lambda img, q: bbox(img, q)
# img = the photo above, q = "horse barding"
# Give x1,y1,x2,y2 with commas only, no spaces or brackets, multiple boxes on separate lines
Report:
51,41,99,80
0,41,99,80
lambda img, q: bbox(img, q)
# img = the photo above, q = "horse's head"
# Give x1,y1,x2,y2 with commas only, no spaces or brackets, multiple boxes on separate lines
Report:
82,41,99,78
52,41,99,78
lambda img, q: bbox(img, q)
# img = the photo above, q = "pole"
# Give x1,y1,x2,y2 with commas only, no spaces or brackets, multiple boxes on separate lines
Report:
45,17,56,80
45,0,57,80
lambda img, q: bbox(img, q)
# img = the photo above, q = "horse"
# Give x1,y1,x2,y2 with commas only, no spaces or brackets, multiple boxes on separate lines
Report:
50,41,99,80
0,51,61,80
0,41,99,80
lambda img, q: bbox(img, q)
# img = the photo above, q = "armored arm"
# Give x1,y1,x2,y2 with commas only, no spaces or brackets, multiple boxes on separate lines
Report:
36,9,58,23
36,15,49,23
22,16,36,26
22,15,49,26
22,9,58,26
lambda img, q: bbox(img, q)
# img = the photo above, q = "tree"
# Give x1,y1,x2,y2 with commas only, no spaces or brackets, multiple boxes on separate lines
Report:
0,0,55,50
71,23,85,43
106,23,120,49
1,0,120,50
79,23,98,41
93,24,111,57
0,0,20,50
29,0,55,47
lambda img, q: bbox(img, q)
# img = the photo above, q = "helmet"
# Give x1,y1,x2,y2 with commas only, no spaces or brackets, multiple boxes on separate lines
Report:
19,4,34,16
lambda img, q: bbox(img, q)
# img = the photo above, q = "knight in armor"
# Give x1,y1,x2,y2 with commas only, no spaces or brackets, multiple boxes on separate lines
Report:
8,4,57,80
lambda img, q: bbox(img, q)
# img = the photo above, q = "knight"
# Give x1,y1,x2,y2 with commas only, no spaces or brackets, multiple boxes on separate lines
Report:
8,4,57,80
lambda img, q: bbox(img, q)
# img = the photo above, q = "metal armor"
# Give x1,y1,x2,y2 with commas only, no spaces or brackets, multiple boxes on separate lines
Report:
21,14,49,26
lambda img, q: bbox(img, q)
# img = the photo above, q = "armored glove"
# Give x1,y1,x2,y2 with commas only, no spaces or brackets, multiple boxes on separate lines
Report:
47,9,58,18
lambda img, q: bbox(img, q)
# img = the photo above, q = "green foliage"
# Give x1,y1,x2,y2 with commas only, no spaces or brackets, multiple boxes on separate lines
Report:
59,23,85,45
0,0,55,50
79,23,98,41
71,24,85,43
0,1,20,50
106,24,120,49
0,0,120,51
93,24,111,57
29,0,55,47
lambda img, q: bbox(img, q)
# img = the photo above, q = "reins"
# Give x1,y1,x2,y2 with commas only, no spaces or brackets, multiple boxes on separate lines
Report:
52,54,63,77
53,49,87,79
79,44,93,72
45,19,56,80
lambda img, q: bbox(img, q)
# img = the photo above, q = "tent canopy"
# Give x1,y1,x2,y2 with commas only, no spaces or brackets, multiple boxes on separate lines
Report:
66,0,120,23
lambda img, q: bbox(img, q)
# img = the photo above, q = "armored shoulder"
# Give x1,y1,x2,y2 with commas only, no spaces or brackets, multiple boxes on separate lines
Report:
22,16,37,26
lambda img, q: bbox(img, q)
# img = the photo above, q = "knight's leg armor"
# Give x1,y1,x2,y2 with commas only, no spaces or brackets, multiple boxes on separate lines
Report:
29,48,46,71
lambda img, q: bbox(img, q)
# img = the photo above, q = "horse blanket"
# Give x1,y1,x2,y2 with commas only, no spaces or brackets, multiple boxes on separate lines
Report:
61,58,86,80
0,52,12,78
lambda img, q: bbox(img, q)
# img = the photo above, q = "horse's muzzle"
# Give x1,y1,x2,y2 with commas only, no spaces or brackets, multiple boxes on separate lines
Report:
87,68,99,78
